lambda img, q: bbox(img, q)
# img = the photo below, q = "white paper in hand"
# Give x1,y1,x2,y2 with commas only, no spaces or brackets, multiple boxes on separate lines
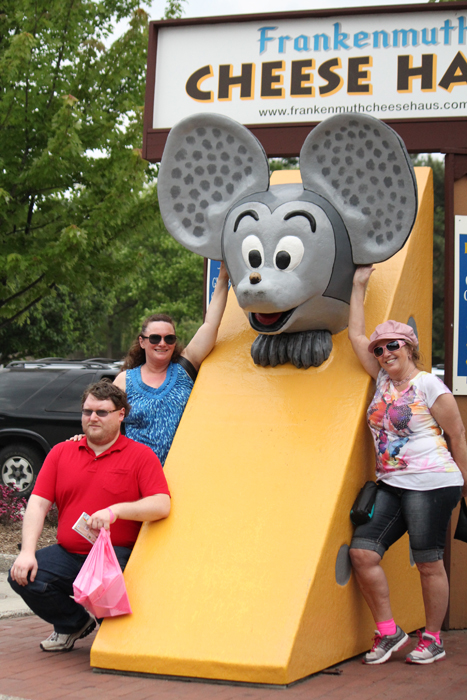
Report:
72,512,98,544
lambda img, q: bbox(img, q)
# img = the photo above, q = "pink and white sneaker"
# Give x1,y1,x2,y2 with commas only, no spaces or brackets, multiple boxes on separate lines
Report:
406,630,445,664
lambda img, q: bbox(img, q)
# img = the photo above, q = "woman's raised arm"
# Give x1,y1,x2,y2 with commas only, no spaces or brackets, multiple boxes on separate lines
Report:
348,266,380,380
183,262,230,371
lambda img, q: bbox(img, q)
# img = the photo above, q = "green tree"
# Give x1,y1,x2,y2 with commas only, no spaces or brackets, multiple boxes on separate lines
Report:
163,0,187,18
269,157,299,172
0,0,153,328
89,188,204,359
0,289,107,363
0,0,203,363
412,155,445,365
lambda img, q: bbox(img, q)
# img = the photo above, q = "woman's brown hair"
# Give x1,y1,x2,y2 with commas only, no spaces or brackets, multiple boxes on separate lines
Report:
121,314,184,370
407,343,424,369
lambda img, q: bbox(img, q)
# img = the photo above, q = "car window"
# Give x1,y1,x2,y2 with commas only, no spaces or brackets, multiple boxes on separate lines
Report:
45,373,96,413
0,370,59,411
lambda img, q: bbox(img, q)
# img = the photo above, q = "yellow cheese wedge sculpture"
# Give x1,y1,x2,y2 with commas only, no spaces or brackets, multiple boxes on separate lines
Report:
91,167,433,684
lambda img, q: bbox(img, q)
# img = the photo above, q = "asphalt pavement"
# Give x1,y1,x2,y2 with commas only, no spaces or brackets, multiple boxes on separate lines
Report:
2,552,467,700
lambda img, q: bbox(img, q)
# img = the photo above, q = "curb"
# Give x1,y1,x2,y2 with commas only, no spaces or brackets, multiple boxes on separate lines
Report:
0,555,15,574
0,556,35,619
0,610,35,620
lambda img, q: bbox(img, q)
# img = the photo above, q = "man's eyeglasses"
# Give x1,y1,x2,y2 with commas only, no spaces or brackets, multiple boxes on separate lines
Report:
373,340,406,357
82,408,120,418
140,334,177,345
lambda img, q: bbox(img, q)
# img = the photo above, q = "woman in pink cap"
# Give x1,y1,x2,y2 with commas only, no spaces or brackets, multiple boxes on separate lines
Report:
348,265,467,666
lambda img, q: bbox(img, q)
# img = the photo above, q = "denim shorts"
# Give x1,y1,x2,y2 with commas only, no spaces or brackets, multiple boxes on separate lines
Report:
350,482,462,563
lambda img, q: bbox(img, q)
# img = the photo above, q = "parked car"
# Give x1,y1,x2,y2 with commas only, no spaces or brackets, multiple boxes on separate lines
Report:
0,358,121,497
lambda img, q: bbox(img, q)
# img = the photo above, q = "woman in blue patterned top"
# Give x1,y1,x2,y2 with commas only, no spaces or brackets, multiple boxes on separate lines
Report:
113,263,229,465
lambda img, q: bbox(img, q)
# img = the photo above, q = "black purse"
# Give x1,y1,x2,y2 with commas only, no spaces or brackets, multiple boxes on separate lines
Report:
350,481,378,526
454,498,467,543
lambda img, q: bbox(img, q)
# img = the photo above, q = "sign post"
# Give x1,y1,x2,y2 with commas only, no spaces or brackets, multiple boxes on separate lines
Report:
453,215,467,394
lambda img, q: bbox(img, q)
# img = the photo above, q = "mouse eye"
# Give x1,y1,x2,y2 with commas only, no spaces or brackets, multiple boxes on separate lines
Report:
273,236,304,271
242,235,264,270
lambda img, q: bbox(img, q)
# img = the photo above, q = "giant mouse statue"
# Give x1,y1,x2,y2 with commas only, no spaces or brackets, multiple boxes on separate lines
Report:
158,113,417,368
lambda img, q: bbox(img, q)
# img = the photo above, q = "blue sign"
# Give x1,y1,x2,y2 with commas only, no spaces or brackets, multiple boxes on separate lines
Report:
206,259,221,310
457,233,467,377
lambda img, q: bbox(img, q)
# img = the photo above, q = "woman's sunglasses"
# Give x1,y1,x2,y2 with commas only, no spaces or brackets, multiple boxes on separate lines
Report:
140,333,177,345
373,340,406,357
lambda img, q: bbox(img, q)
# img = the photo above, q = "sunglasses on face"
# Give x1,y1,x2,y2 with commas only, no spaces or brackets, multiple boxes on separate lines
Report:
82,408,120,418
140,334,177,345
373,340,406,357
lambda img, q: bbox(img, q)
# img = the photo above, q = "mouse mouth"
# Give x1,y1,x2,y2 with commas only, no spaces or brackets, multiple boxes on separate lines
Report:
249,308,296,333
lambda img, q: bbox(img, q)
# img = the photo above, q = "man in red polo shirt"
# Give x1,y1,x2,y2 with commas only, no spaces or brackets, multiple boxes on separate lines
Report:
8,379,170,652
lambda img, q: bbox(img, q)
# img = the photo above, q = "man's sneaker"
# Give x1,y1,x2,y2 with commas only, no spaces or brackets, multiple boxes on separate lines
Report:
406,630,446,664
40,616,96,652
363,625,409,665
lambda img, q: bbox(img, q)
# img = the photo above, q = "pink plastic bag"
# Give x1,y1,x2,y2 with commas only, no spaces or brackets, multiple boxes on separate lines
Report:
73,528,132,618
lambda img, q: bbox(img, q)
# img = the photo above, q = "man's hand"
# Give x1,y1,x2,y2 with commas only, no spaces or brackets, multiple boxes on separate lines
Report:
87,496,170,534
10,551,38,586
10,494,51,585
88,507,116,534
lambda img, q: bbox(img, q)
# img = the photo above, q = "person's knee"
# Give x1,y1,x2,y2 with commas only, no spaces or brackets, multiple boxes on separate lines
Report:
8,568,48,596
7,570,29,597
416,559,446,579
350,548,381,571
7,569,18,592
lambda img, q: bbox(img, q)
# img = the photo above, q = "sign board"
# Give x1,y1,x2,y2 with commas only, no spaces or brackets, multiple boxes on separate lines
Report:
453,215,467,394
206,259,221,311
152,8,467,129
143,3,467,160
205,260,231,312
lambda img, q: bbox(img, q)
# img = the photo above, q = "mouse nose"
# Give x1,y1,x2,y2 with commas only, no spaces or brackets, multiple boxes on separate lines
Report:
249,272,262,285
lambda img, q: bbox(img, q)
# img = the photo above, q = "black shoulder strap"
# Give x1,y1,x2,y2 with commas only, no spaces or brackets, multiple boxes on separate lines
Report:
177,356,198,382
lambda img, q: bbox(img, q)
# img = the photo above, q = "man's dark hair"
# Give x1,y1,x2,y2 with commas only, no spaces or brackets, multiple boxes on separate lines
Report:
81,378,131,417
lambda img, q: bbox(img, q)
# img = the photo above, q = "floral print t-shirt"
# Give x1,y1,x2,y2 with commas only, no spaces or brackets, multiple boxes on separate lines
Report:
367,370,461,487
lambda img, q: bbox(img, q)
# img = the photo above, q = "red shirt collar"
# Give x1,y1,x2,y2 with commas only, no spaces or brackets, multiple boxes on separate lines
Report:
78,432,126,458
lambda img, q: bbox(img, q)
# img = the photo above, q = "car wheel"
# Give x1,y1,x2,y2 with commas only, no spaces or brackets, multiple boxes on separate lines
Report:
0,444,44,498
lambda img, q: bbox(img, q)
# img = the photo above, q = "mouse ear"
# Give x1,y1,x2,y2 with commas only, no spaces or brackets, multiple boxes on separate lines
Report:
158,114,270,260
300,114,417,264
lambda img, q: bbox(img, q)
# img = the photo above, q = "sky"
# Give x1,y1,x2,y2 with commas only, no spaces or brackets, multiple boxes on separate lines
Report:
111,0,444,159
147,0,423,21
112,0,425,37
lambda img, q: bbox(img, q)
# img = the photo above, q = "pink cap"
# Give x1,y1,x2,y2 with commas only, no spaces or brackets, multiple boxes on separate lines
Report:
368,320,418,354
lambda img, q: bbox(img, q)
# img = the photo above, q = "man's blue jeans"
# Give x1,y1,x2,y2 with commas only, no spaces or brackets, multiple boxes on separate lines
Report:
8,544,132,634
